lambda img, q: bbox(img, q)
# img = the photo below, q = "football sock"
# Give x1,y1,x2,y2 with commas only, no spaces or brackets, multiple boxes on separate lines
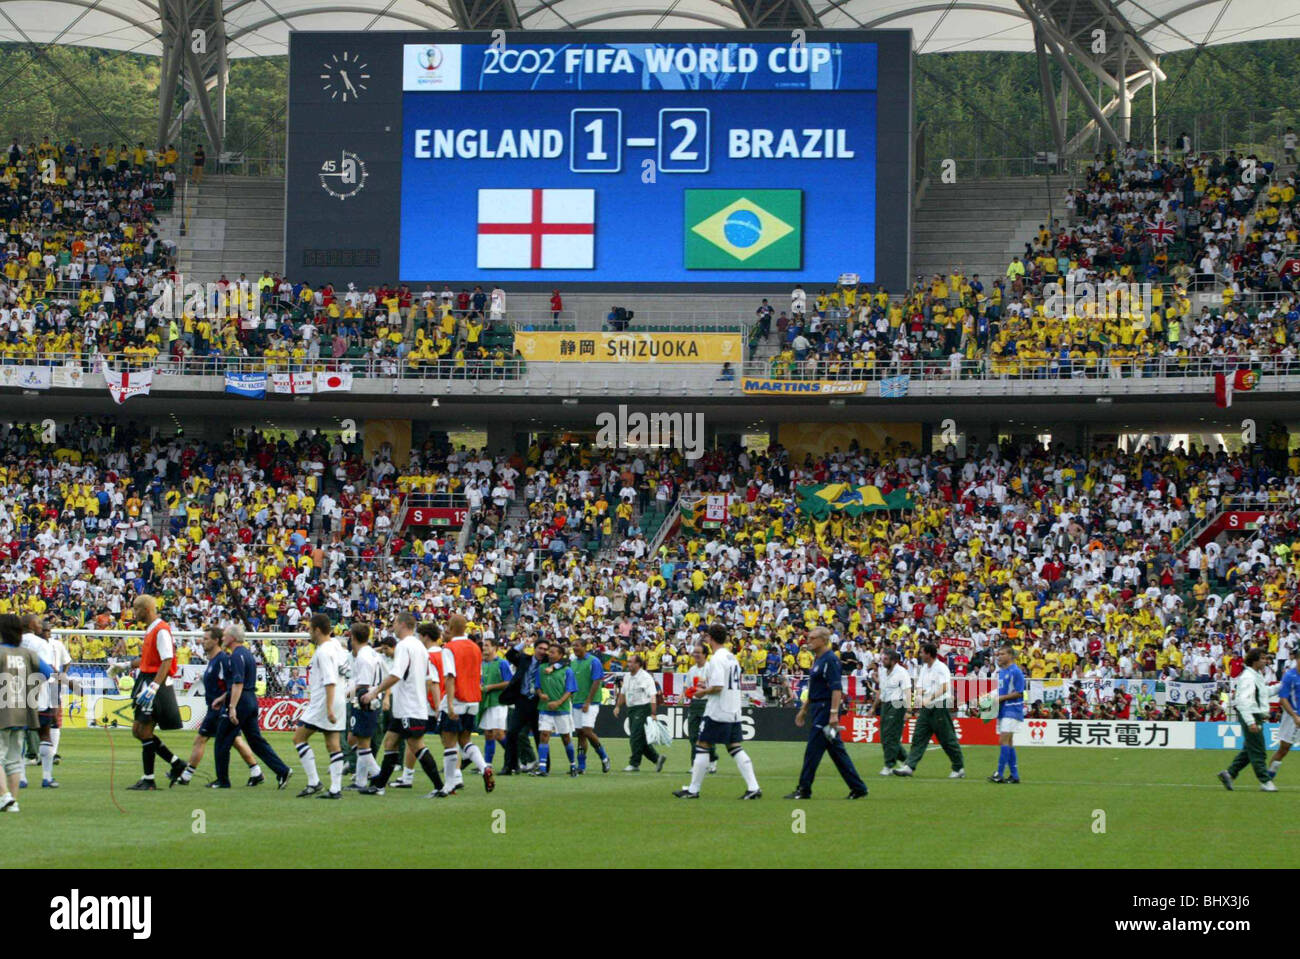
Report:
415,747,444,790
372,750,399,788
249,763,262,777
997,746,1008,777
328,751,344,793
538,743,550,772
50,728,61,755
688,746,710,794
181,764,195,783
443,748,459,786
483,740,496,765
1008,748,1018,779
595,743,608,761
151,738,176,766
463,743,488,774
400,765,414,783
40,741,53,780
295,743,320,787
356,748,374,785
141,739,156,778
564,742,576,767
730,745,759,791
578,748,587,771
1270,759,1282,773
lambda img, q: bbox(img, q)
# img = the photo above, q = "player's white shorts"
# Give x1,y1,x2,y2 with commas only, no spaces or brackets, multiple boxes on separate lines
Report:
539,712,575,735
479,706,508,731
997,718,1024,735
572,704,600,729
1279,713,1299,744
301,700,346,732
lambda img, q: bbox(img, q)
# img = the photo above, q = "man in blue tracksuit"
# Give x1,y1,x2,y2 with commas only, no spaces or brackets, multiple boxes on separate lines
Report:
211,625,292,789
784,627,867,800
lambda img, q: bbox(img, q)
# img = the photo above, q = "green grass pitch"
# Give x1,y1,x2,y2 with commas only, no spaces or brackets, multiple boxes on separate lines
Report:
5,731,1285,868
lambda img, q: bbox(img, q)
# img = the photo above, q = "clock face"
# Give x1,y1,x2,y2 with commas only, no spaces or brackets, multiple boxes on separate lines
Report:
319,150,367,200
320,51,370,103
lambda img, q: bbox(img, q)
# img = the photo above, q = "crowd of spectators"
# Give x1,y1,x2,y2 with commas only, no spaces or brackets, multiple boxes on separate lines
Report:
7,412,1300,720
3,137,1298,388
758,146,1300,382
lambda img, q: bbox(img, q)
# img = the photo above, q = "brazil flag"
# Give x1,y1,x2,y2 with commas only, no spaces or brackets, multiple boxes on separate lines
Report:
685,189,802,269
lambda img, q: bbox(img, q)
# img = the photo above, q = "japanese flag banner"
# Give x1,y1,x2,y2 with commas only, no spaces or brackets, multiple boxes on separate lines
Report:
316,371,353,393
101,360,153,404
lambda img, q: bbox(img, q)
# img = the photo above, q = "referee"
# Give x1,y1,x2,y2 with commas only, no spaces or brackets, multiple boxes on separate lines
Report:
871,648,911,776
1217,647,1279,792
892,642,965,779
784,628,867,800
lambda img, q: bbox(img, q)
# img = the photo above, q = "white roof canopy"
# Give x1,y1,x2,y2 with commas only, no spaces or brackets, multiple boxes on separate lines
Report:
0,0,1293,59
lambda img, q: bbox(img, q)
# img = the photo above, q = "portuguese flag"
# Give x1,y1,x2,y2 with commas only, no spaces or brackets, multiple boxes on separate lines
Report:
1214,368,1257,408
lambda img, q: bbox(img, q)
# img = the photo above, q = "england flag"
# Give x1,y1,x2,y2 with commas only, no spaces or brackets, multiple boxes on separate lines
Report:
102,361,153,404
271,372,314,395
476,188,595,270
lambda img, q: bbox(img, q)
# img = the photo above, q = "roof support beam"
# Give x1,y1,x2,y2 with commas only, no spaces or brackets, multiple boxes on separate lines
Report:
157,0,226,156
1034,27,1066,165
448,0,521,29
730,0,820,29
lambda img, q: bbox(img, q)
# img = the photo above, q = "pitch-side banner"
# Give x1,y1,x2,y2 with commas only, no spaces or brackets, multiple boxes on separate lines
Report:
513,331,743,364
741,378,867,396
840,714,1001,746
1021,718,1197,749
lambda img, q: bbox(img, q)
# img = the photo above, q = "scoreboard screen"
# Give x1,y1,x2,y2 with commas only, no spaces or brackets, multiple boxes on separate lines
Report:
286,30,912,290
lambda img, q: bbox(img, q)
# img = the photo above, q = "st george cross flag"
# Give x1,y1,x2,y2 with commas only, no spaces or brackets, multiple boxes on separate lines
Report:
315,370,354,393
477,188,595,269
270,372,314,395
101,360,153,404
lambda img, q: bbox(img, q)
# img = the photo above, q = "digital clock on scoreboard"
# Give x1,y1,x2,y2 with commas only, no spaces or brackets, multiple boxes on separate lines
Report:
286,30,912,290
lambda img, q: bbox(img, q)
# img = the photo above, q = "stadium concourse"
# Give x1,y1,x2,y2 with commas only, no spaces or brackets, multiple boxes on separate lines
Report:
2,139,1300,379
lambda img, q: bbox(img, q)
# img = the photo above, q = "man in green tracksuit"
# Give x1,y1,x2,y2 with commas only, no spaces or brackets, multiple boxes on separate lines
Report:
872,648,911,776
1218,647,1278,792
570,637,611,774
893,642,966,779
685,644,718,772
613,654,665,771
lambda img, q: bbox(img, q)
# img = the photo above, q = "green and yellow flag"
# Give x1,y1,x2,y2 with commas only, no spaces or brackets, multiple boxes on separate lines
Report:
685,189,802,269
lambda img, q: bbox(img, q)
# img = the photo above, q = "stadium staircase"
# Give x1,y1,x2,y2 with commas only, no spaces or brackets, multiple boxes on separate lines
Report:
911,176,1061,283
175,174,285,283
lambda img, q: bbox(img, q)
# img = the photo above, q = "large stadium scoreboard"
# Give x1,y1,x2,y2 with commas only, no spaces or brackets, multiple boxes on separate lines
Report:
286,30,913,290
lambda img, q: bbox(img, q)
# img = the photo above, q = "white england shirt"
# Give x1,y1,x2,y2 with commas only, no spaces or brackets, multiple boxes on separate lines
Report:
703,647,743,723
389,635,430,721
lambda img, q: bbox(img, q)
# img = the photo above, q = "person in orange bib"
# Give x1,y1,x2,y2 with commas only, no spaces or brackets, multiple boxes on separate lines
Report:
433,613,494,797
126,595,187,790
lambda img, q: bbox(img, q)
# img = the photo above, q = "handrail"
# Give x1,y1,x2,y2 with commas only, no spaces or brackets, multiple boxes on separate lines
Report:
6,351,1300,388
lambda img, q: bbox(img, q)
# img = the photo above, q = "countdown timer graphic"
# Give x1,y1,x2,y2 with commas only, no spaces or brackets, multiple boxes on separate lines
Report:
286,31,912,290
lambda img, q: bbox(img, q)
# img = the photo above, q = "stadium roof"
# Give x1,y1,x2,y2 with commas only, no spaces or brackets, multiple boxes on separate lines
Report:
0,0,1294,61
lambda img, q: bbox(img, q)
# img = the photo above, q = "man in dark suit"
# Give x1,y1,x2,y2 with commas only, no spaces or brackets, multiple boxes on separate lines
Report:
501,636,548,775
